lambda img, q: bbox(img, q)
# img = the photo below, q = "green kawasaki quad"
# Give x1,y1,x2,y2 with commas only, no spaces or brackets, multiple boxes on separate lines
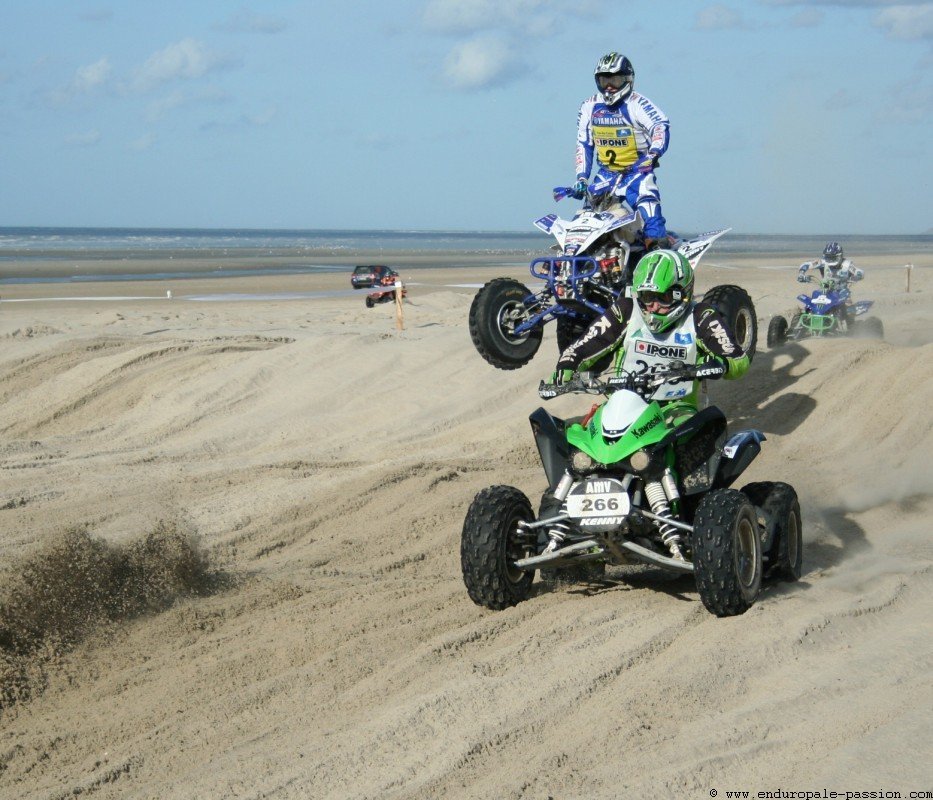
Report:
461,365,802,617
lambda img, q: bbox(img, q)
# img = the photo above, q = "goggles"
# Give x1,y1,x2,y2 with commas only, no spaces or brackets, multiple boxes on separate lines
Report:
596,73,628,91
638,289,678,308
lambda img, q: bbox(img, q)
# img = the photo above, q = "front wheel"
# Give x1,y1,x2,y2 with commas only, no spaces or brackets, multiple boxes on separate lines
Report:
461,486,536,609
766,315,788,348
692,488,762,616
468,278,544,370
702,284,758,361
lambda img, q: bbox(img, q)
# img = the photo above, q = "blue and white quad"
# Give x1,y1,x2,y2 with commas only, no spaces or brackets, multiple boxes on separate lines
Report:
767,275,883,347
468,175,758,370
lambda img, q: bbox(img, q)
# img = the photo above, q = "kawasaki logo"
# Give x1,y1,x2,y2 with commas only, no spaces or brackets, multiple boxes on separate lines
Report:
631,416,661,438
634,340,688,359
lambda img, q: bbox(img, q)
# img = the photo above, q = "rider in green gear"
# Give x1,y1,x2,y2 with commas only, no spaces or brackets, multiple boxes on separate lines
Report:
544,249,750,425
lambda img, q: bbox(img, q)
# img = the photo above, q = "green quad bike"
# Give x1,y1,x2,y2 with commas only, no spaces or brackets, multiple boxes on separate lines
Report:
461,365,802,617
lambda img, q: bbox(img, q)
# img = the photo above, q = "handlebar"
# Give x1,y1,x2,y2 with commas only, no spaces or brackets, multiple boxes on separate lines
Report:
538,363,698,400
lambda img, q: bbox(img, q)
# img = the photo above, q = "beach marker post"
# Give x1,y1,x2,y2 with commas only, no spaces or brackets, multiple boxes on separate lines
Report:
394,280,404,331
906,264,913,293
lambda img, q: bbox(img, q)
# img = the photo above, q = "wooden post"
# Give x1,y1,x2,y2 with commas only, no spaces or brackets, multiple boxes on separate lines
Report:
394,281,404,331
906,263,913,293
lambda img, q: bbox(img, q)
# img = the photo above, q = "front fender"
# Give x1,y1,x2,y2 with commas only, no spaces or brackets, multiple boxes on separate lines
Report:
713,430,766,489
529,407,572,490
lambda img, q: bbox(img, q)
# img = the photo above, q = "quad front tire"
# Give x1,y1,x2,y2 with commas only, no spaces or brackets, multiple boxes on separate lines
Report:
767,315,788,349
702,284,758,361
469,278,543,370
461,485,536,609
692,488,763,616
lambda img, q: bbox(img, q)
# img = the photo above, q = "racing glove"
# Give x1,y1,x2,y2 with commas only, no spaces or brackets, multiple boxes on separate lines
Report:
571,177,588,200
551,368,574,386
694,361,727,380
634,152,659,174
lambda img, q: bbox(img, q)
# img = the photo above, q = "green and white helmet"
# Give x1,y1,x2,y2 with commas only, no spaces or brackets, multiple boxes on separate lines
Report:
594,52,634,106
632,249,694,332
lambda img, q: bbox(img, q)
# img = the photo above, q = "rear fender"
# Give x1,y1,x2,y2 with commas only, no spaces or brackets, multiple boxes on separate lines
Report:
529,407,572,489
676,227,730,268
852,300,874,316
714,430,766,489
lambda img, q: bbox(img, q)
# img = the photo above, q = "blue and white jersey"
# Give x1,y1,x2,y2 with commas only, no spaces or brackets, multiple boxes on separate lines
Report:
575,91,670,179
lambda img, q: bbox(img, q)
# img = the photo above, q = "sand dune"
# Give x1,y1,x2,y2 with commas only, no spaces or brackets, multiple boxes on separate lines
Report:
0,260,931,798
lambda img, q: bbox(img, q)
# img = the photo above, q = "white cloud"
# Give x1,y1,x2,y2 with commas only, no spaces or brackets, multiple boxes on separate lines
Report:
694,4,753,30
423,0,576,36
442,34,514,90
46,57,112,105
65,130,101,146
789,8,824,26
873,5,933,39
74,57,112,92
145,86,230,121
886,77,933,122
129,133,157,151
765,1,926,6
132,39,238,91
216,10,288,34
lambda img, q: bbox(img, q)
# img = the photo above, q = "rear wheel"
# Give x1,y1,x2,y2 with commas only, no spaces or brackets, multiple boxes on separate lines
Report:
741,481,802,581
461,486,536,609
556,315,594,354
692,488,762,616
766,315,788,349
702,284,758,361
468,279,543,370
852,316,884,340
364,295,375,308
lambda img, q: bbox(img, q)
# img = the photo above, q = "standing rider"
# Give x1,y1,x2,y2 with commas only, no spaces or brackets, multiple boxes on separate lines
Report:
573,52,672,251
797,241,863,288
541,250,749,426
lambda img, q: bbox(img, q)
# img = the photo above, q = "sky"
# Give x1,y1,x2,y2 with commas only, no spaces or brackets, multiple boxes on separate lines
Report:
1,0,931,234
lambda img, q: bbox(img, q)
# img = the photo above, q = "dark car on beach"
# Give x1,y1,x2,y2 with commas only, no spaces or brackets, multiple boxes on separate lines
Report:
351,265,399,290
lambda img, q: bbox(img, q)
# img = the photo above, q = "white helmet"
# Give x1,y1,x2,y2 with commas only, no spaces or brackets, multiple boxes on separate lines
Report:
594,52,634,106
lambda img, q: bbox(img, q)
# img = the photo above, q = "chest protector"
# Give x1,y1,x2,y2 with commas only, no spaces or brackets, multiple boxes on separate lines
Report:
618,304,698,402
592,110,638,171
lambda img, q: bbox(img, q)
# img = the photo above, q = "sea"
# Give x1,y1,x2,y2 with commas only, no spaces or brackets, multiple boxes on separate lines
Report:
1,226,930,285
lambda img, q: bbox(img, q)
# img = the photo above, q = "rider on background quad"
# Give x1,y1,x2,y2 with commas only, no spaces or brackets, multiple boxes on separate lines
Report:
573,52,672,251
797,241,864,324
797,241,864,287
543,250,750,426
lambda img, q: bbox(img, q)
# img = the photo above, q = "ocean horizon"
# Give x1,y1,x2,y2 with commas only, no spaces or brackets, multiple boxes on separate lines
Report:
2,226,930,285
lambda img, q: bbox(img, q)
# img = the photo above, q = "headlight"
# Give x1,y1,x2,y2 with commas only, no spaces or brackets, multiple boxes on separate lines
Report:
628,450,651,472
571,449,595,473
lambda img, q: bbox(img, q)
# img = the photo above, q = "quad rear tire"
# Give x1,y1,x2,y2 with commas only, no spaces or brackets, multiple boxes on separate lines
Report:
364,295,375,308
767,315,788,349
852,316,884,340
556,315,595,355
741,481,802,581
702,284,758,361
461,485,536,609
692,488,762,616
469,278,544,370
